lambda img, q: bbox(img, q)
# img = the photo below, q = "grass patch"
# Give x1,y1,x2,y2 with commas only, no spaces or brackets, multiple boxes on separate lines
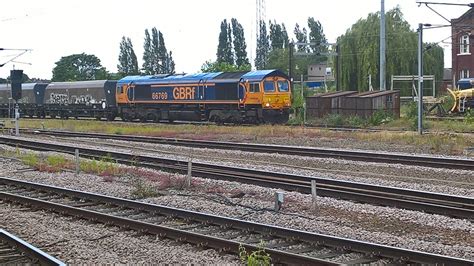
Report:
130,176,160,199
239,241,271,266
20,153,39,168
80,155,120,176
7,114,473,156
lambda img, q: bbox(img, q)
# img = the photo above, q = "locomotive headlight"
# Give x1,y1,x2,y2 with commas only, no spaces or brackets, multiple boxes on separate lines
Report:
265,103,270,107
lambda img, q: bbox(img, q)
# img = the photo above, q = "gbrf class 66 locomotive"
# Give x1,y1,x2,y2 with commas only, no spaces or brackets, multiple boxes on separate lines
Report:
117,69,291,123
0,69,292,124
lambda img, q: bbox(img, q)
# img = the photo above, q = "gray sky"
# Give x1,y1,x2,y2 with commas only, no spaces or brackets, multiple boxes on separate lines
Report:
0,0,471,79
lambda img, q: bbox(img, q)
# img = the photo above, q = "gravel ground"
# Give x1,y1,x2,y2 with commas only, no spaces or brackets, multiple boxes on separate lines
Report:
0,150,472,261
166,127,473,157
250,134,474,158
20,135,474,197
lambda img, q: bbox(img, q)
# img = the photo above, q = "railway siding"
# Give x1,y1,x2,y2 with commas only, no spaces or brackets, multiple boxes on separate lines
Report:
0,177,471,265
0,135,472,219
28,130,474,170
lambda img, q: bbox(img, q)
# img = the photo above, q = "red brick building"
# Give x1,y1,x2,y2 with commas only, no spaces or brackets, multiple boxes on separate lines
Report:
451,8,474,85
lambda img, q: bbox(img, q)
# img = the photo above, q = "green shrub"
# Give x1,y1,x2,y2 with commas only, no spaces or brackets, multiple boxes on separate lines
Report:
465,109,474,124
404,101,418,119
130,177,160,199
368,110,393,126
21,153,39,168
80,156,118,176
346,116,366,127
322,114,344,127
46,154,68,169
239,241,271,266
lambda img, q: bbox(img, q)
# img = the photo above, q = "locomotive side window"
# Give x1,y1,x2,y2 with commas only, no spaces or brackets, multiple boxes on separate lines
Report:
250,83,260,93
264,81,275,92
277,81,289,92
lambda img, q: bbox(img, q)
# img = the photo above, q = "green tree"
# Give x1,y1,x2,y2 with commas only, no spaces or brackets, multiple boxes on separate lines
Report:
168,51,176,74
337,7,443,92
255,20,270,70
151,27,161,74
142,29,153,74
143,27,175,74
307,17,327,56
269,20,289,50
157,30,175,73
266,48,289,73
117,36,139,77
52,53,108,81
201,60,251,72
217,19,234,65
294,23,309,52
231,18,250,68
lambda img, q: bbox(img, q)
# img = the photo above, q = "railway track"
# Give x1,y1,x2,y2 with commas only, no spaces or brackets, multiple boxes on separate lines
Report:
26,129,474,170
0,228,65,265
0,135,472,219
0,177,471,265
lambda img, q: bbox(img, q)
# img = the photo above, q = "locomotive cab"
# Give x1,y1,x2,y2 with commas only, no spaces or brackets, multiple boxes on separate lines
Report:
261,77,291,110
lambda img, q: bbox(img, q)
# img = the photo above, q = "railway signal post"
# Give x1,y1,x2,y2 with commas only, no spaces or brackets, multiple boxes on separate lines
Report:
14,103,19,136
10,69,23,136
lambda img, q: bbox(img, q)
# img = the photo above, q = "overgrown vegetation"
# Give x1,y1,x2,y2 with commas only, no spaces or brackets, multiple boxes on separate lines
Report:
239,241,271,266
314,110,393,128
129,176,160,199
80,155,119,176
8,106,474,156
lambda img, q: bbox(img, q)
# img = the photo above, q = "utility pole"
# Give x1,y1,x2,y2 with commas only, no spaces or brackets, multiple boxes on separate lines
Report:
289,42,294,85
417,24,424,135
336,44,340,91
380,0,386,90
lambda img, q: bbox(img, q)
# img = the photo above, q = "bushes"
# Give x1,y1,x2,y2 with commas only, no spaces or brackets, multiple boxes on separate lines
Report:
318,110,393,127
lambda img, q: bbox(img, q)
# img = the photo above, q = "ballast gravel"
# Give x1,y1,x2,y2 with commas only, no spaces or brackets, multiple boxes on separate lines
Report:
17,135,474,196
0,149,472,261
0,201,238,264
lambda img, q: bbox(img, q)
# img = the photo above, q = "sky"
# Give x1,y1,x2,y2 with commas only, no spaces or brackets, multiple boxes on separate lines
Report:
0,0,471,79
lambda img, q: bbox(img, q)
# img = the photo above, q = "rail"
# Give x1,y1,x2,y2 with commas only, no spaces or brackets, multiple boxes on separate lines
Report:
27,130,474,170
0,177,471,265
0,229,65,265
0,135,472,219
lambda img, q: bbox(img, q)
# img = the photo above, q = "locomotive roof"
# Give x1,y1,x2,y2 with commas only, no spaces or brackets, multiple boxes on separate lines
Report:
118,70,289,85
0,83,45,91
46,80,116,90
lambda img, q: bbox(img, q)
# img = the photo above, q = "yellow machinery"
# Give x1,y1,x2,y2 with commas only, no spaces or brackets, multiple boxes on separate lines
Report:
447,78,474,113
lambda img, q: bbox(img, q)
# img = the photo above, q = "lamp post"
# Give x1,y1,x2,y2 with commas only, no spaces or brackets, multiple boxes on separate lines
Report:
417,23,423,135
417,23,433,135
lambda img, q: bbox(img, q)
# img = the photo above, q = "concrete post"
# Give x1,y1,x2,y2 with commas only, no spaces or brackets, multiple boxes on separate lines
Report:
274,192,284,212
186,158,192,188
75,149,80,175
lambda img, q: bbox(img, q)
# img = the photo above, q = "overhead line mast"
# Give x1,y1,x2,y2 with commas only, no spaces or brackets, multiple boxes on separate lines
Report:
256,0,266,40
